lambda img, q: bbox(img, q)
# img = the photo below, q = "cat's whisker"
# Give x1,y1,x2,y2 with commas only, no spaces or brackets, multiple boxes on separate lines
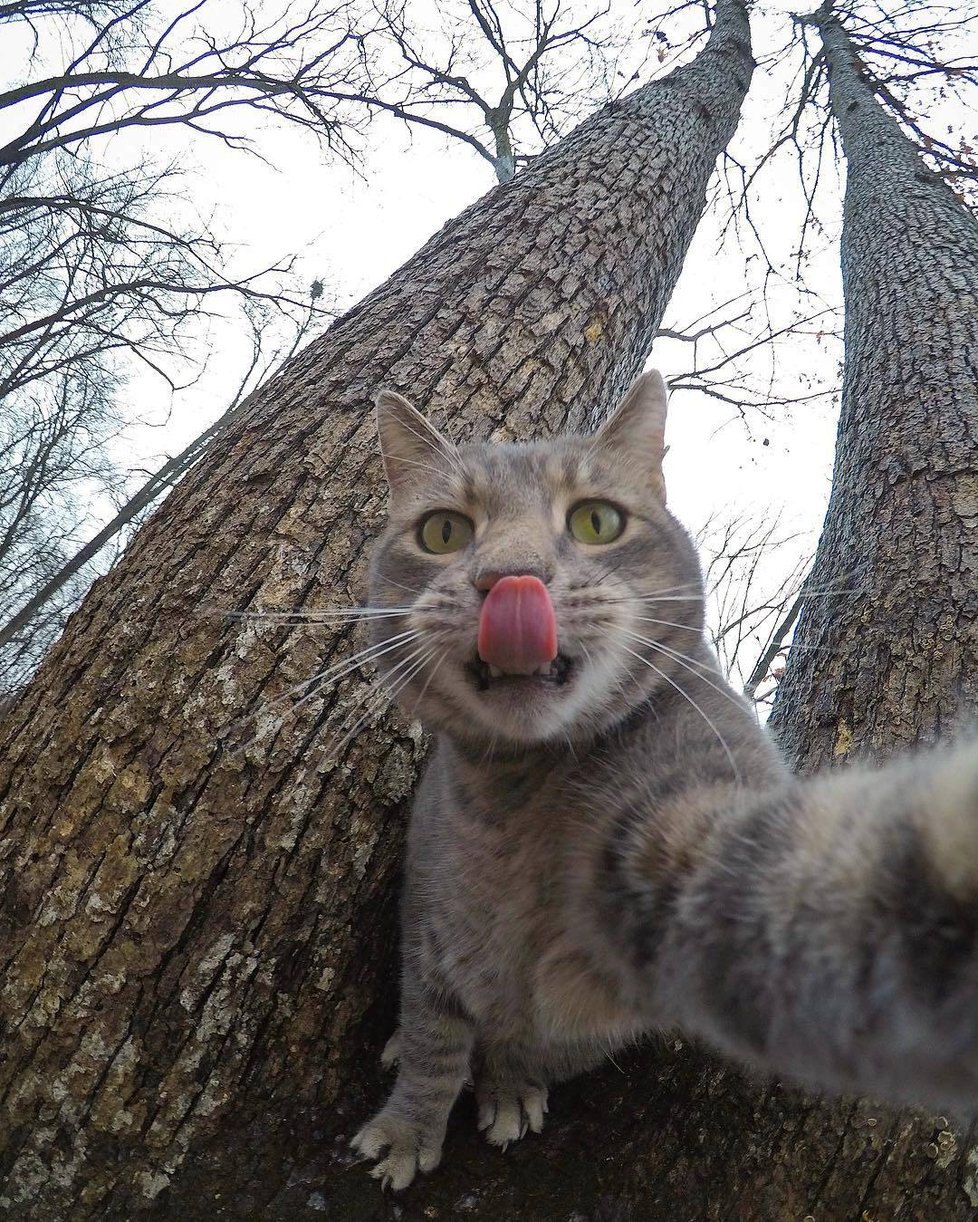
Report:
374,569,425,596
580,594,704,614
616,628,751,719
634,596,705,604
633,587,704,598
409,645,452,715
226,637,421,760
573,582,703,605
382,453,465,481
599,595,704,607
372,646,435,715
258,629,423,716
598,582,703,599
643,582,704,596
610,633,741,784
320,679,413,762
796,586,866,598
598,560,626,582
479,725,501,766
220,606,418,624
652,648,755,719
399,413,468,468
322,646,437,763
345,639,432,714
387,649,442,708
632,615,703,632
635,591,704,601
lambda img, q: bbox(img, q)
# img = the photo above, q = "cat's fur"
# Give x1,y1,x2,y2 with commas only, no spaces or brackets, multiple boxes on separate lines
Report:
351,371,978,1190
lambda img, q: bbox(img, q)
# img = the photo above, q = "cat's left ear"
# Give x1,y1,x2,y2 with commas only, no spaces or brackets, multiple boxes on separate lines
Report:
375,389,457,500
594,369,669,501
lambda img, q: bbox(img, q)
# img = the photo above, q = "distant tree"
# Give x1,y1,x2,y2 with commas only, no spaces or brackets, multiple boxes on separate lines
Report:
790,0,978,209
694,511,810,702
1,0,376,173
0,294,324,686
362,0,684,181
0,0,381,681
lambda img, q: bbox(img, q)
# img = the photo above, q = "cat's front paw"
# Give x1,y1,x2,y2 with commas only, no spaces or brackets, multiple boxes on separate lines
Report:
351,1109,443,1191
476,1080,548,1148
380,1030,401,1068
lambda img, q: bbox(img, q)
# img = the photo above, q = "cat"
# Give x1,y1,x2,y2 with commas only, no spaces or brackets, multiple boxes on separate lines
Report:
350,370,978,1191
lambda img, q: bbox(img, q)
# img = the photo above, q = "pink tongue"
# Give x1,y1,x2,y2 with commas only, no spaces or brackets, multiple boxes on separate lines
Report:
477,575,558,675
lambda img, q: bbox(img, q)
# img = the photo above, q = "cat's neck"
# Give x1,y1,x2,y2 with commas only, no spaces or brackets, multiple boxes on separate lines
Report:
442,729,568,773
437,691,662,783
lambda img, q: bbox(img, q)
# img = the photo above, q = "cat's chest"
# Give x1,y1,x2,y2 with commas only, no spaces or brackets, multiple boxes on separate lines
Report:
415,771,641,1043
443,796,562,962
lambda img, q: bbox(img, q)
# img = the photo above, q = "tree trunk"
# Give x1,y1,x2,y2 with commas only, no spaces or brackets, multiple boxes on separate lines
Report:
0,6,754,1216
769,4,978,770
735,5,978,1219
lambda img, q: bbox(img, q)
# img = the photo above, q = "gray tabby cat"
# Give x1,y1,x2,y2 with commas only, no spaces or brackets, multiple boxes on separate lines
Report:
351,371,978,1190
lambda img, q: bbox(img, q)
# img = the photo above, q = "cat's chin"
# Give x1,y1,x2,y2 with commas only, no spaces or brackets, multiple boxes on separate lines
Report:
450,650,585,745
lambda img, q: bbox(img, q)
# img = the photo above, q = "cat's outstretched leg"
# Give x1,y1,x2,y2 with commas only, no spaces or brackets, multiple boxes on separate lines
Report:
474,1042,548,1148
351,983,474,1191
608,744,978,1110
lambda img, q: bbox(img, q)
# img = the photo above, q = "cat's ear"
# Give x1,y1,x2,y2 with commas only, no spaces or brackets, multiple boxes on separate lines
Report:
375,389,457,498
594,369,669,500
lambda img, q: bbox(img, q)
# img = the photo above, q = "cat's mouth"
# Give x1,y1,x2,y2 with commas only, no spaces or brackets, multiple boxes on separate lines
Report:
469,652,574,691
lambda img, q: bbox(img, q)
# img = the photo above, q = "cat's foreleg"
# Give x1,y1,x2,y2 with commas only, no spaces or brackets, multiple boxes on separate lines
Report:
636,748,978,1109
351,980,474,1190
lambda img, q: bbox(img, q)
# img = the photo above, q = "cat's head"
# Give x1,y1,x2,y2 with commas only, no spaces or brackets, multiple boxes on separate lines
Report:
367,372,704,749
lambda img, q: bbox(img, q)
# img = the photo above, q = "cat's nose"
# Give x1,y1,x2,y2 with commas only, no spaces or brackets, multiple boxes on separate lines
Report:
475,566,552,595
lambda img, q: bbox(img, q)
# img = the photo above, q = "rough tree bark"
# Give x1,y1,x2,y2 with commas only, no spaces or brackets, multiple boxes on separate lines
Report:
755,3,978,1217
770,4,978,768
0,4,757,1216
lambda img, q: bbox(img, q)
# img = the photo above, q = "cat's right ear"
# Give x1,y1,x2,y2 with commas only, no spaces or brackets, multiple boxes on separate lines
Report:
374,389,457,499
594,369,669,501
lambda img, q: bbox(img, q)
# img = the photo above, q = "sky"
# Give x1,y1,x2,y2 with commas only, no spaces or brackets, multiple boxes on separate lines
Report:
0,0,859,688
126,1,842,540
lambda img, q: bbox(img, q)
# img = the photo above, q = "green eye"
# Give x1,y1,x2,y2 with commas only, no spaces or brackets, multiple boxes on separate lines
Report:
419,511,474,554
568,500,625,545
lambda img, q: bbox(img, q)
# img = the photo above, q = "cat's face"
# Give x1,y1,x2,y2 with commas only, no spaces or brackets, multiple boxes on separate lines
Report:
367,372,704,749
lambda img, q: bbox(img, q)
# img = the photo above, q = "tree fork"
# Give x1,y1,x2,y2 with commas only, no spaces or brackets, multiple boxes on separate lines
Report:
0,4,753,1216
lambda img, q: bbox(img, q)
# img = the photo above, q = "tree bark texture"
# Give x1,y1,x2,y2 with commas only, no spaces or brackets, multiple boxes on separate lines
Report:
770,5,978,770
0,6,756,1216
724,7,978,1219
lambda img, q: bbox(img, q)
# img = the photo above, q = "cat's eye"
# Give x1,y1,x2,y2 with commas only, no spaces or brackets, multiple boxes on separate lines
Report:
418,511,474,554
568,500,625,545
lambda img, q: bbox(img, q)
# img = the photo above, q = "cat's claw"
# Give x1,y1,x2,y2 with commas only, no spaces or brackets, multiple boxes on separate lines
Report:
350,1111,442,1191
380,1030,402,1068
476,1083,548,1148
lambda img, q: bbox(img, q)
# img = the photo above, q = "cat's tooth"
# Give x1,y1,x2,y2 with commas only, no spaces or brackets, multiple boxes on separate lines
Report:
488,665,503,679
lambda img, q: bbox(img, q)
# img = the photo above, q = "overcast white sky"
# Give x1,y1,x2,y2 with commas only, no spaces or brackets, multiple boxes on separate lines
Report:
139,8,837,514
155,2,842,535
